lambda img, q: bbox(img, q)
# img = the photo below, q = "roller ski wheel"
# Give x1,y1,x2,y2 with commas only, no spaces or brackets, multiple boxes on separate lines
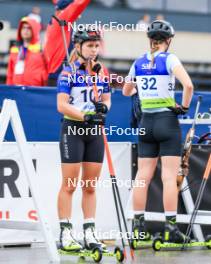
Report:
92,247,103,263
89,246,124,262
59,247,102,262
131,225,152,250
205,235,211,249
153,238,163,251
114,247,125,262
131,239,138,250
132,215,151,243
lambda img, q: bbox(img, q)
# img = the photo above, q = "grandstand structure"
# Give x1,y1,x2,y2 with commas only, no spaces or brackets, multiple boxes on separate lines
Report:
0,0,211,89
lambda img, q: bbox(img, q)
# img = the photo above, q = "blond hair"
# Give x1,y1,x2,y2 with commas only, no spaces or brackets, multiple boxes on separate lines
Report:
150,39,166,68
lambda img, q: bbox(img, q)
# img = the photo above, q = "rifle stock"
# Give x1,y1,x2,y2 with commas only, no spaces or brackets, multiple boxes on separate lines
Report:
177,97,202,191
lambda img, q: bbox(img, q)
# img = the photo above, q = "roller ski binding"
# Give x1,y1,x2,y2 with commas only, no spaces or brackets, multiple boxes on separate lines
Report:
131,216,152,249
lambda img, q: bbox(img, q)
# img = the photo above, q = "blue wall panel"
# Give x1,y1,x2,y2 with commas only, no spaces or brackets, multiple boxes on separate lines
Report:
0,85,210,142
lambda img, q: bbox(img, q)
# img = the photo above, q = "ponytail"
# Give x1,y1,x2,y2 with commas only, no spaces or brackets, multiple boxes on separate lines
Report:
69,48,78,64
150,38,171,68
150,39,160,68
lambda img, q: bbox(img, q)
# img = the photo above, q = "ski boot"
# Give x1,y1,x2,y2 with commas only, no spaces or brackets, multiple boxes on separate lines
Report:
58,222,104,262
153,222,193,251
163,222,190,243
83,223,125,262
83,223,107,251
59,222,83,252
131,216,152,249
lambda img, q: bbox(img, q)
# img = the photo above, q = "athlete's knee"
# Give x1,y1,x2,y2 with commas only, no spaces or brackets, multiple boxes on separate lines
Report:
82,184,96,194
161,173,177,185
61,179,77,194
135,172,152,186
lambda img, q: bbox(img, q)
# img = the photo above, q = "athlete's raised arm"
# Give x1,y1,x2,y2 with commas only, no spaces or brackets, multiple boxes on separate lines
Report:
172,64,193,108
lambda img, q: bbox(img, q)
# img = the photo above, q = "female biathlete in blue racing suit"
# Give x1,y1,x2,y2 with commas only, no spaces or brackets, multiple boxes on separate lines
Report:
123,20,193,243
57,28,111,251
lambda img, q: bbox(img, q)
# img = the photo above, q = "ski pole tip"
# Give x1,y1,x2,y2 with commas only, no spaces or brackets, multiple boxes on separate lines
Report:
123,249,127,260
130,249,135,260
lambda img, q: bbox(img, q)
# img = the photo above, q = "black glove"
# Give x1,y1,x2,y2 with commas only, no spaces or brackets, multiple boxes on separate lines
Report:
78,62,101,73
78,63,86,71
92,63,102,74
93,101,108,114
169,105,189,115
84,113,105,125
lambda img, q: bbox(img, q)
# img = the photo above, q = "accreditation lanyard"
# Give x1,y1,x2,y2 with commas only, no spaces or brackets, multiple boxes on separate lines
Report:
14,46,28,75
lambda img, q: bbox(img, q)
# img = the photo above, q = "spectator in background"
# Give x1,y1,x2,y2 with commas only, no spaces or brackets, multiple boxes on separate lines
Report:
156,14,165,20
44,0,90,86
137,13,150,31
28,6,42,25
28,6,46,43
95,0,119,8
6,17,47,86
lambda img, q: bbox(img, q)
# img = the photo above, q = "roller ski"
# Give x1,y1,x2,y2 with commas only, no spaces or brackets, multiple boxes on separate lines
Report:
153,222,211,251
60,246,125,263
131,215,153,249
83,223,125,262
58,222,104,262
59,222,125,262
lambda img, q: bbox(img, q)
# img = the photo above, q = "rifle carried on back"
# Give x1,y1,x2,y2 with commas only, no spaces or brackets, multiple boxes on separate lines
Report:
177,96,202,191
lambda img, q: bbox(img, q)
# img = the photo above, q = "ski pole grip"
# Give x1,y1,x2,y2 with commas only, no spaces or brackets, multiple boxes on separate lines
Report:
52,15,60,23
52,15,67,26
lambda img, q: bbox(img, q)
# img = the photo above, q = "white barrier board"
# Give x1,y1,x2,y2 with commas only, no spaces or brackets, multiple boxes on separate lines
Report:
0,142,131,244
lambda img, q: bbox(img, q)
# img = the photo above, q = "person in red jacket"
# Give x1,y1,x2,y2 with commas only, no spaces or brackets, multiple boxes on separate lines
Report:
6,17,48,86
44,0,90,86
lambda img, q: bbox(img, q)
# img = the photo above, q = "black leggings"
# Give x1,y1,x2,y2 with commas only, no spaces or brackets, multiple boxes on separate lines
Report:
138,111,182,158
60,119,104,163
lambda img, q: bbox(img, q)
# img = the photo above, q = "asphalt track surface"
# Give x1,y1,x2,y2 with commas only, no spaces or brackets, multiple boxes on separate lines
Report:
1,245,211,264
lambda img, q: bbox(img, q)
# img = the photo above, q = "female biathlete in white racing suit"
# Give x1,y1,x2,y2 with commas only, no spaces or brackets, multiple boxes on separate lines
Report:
123,20,193,243
57,28,111,251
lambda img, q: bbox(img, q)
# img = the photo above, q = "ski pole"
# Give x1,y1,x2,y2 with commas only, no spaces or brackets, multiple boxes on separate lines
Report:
52,15,70,64
89,60,134,260
111,172,127,254
182,154,211,249
104,130,131,259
